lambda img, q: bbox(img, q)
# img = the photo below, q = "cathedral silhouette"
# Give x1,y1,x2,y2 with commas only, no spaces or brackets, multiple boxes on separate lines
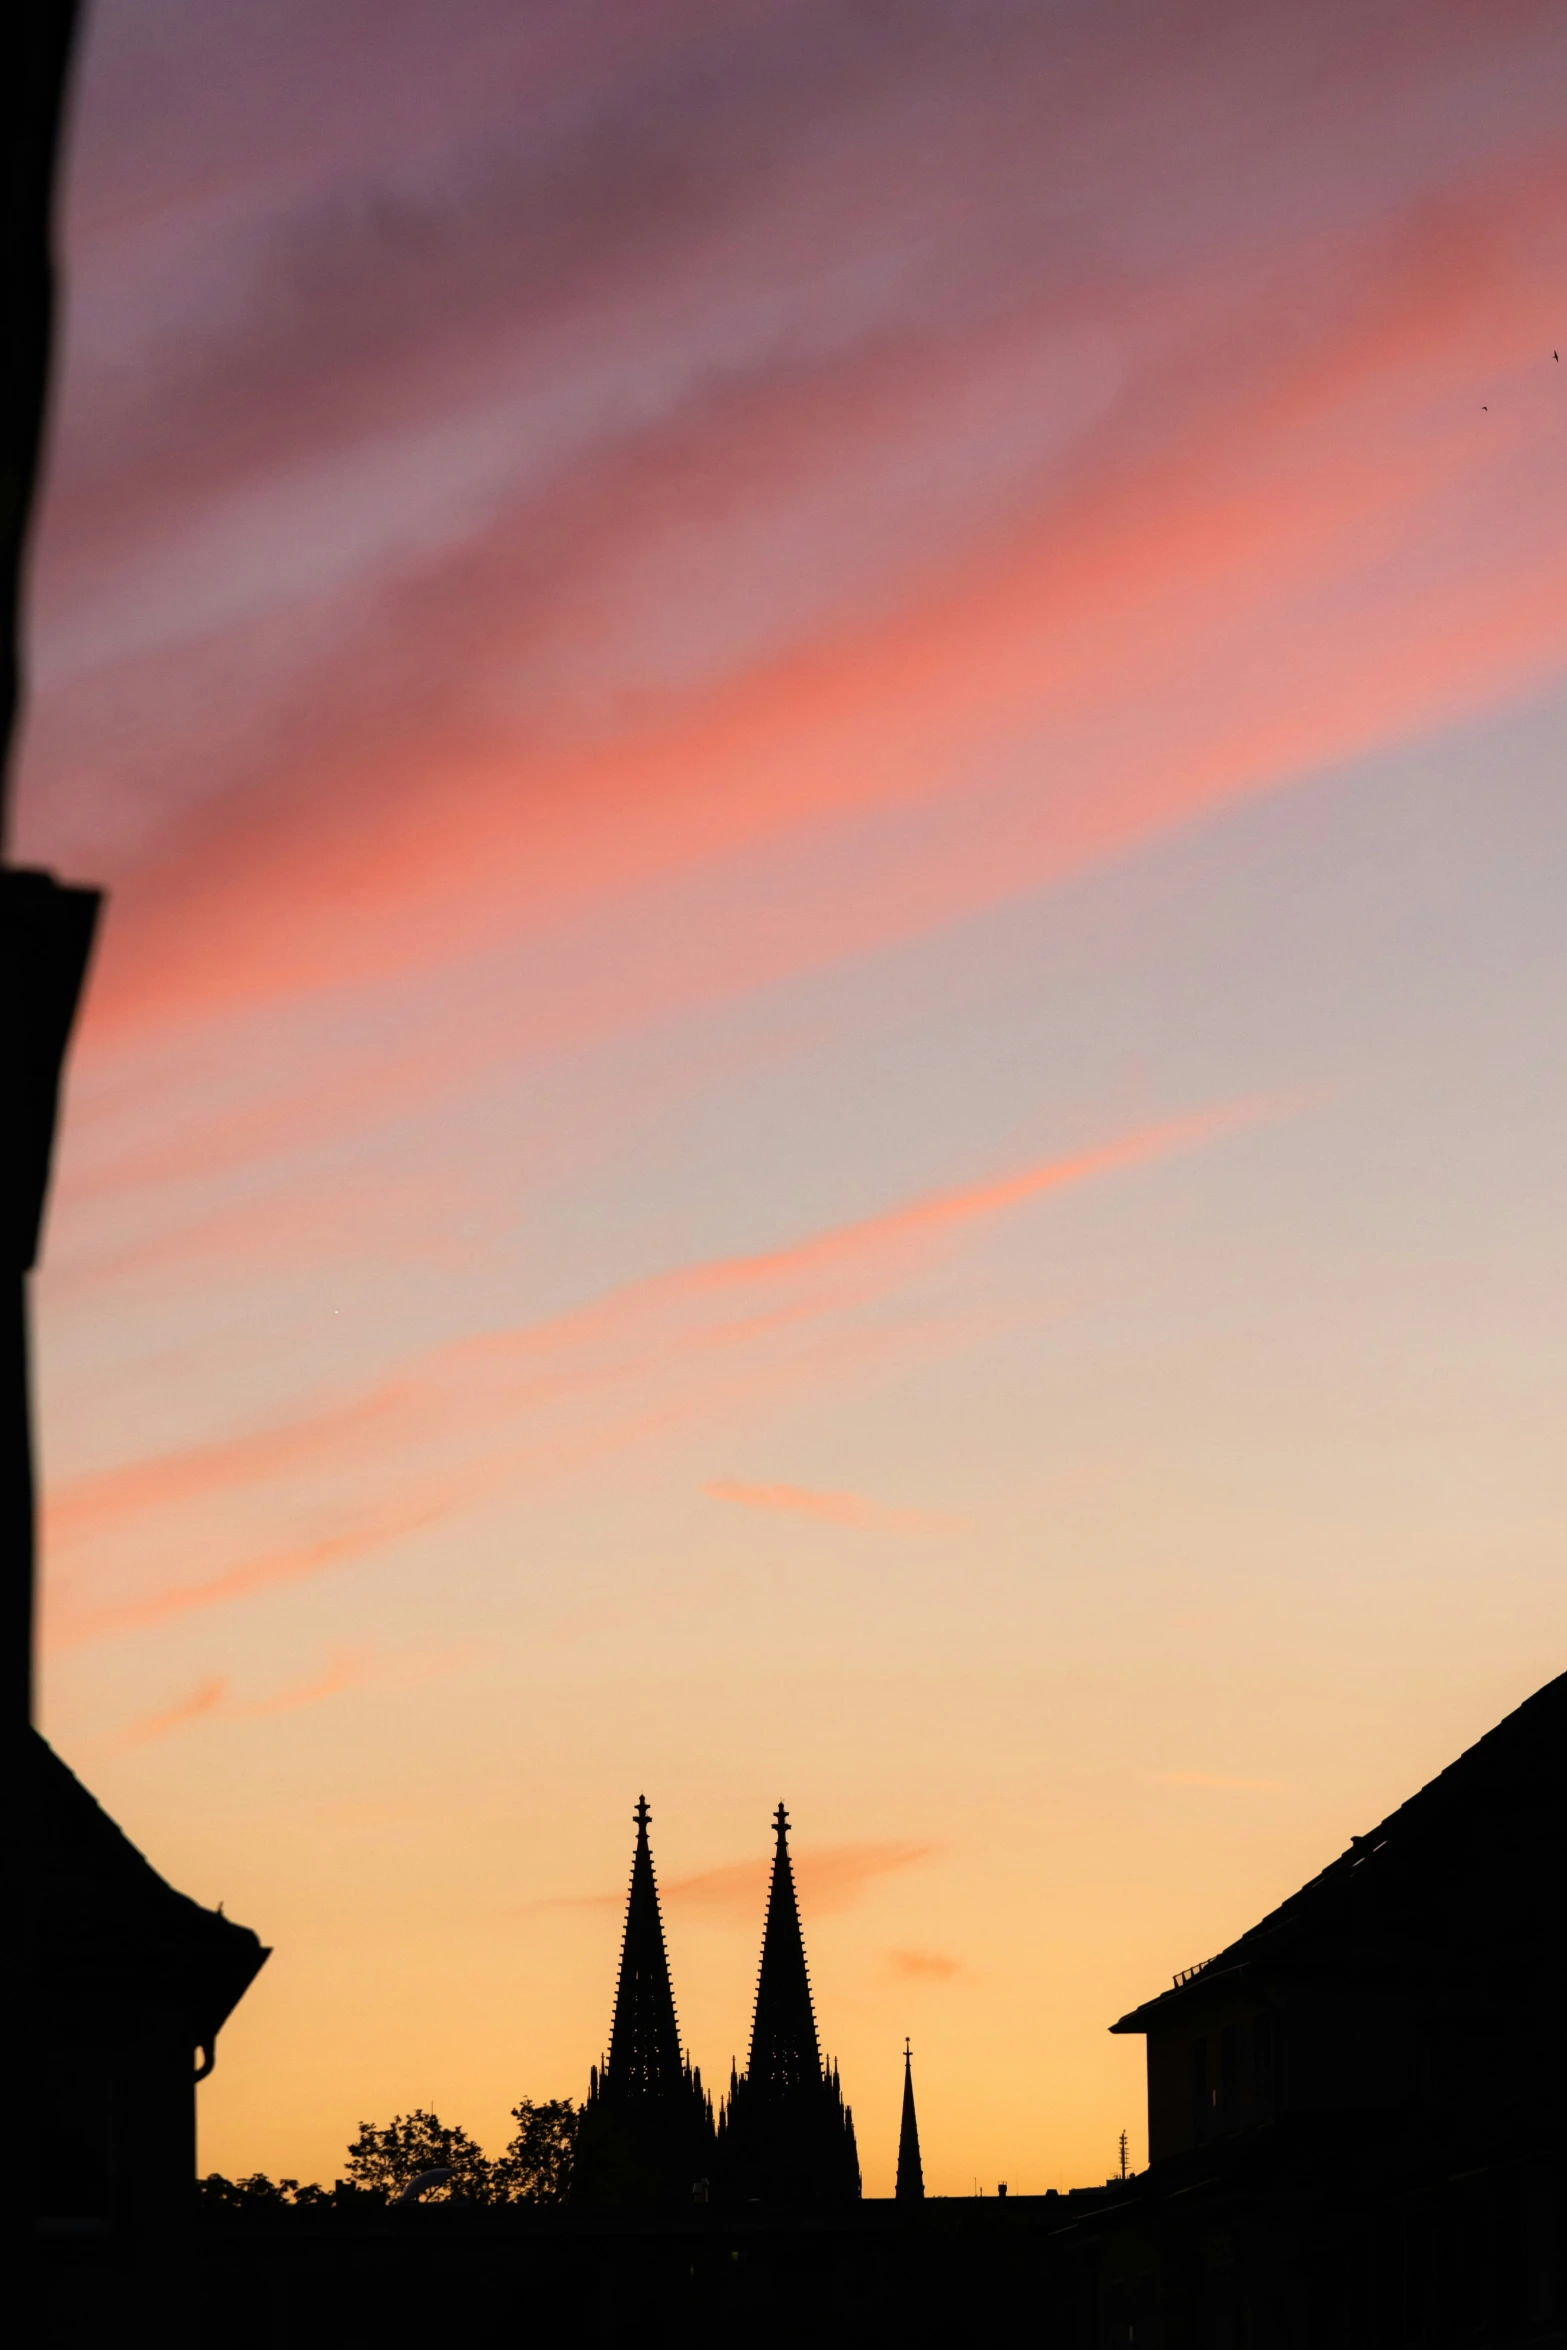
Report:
574,1798,865,2207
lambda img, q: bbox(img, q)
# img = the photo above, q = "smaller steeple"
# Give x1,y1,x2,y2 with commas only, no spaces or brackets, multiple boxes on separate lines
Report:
896,2038,925,2201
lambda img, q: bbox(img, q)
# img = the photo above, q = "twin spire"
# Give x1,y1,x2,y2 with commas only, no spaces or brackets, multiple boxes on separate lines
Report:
746,1803,822,2095
603,1794,686,2101
577,1796,864,2205
571,1795,713,2206
721,1800,861,2201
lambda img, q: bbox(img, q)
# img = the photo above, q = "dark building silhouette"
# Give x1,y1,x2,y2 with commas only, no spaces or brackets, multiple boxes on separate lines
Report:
895,2039,924,2202
11,2,1560,2339
5,4,98,1742
1110,1666,1567,2165
1070,1668,1567,2348
572,1796,713,2206
7,15,269,2323
168,1680,1563,2348
719,1803,860,2205
30,1733,268,2231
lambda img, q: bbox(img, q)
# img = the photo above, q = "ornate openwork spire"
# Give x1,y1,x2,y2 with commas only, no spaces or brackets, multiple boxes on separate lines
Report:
896,2038,925,2201
747,1802,821,2094
572,1796,714,2205
604,1794,686,2099
717,1801,860,2205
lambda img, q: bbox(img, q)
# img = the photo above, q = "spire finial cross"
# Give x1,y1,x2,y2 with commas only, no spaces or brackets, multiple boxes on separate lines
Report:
772,1801,790,1843
634,1793,651,1833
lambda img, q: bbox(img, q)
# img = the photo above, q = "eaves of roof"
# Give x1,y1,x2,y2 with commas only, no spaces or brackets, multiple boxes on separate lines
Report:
1108,1667,1567,2038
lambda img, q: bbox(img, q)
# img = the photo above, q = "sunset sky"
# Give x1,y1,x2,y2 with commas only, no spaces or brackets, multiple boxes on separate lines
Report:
18,0,1567,2195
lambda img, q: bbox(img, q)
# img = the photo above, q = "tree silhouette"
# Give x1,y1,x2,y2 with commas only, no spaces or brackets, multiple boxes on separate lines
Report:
344,2110,492,2202
492,2098,579,2203
198,2173,303,2213
196,2173,380,2214
198,2096,579,2212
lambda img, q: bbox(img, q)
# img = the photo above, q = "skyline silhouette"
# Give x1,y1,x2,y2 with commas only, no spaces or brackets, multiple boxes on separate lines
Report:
14,0,1567,2206
11,8,1564,2339
64,1676,1562,2350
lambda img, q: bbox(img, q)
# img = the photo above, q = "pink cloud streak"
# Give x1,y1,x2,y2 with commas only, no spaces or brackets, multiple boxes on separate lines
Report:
556,1838,936,1924
44,1095,1272,1642
704,1479,945,1535
22,7,1567,1101
887,1948,963,1983
50,1493,459,1650
118,1648,382,1745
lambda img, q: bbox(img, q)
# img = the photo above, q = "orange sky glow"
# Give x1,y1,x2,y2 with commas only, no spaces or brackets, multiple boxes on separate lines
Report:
19,0,1567,2195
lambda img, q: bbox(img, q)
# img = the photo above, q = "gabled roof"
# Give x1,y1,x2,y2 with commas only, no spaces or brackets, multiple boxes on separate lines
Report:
24,1732,269,2040
1112,1668,1566,2035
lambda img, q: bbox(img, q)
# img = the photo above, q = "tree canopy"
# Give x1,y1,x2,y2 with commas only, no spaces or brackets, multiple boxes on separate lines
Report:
491,2099,578,2204
345,2109,492,2202
200,2098,580,2213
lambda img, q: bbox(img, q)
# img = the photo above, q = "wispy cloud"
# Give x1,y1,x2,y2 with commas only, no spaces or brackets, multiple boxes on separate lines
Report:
46,1403,418,1549
115,1643,469,1745
230,1650,373,1721
50,1491,458,1650
704,1478,948,1534
555,1838,937,1924
1154,1771,1292,1793
119,1652,367,1745
121,1673,228,1745
44,1096,1274,1644
25,3,1567,1092
679,1100,1276,1295
792,1841,938,1917
886,1948,963,1982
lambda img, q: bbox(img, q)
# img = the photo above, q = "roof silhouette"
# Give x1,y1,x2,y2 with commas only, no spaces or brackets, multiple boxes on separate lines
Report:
26,1731,268,2045
1112,1666,1567,2034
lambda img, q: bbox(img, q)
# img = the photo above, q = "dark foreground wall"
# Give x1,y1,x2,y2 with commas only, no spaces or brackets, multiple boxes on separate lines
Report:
39,2134,1565,2350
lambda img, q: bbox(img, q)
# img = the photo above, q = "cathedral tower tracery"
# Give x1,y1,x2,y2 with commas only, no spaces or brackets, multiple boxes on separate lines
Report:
571,1796,713,2205
718,1803,861,2204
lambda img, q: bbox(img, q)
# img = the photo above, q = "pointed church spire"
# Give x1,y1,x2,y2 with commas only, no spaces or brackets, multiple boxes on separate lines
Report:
747,1802,821,2093
718,1802,860,2205
604,1794,685,2098
896,2038,925,2200
572,1796,714,2205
